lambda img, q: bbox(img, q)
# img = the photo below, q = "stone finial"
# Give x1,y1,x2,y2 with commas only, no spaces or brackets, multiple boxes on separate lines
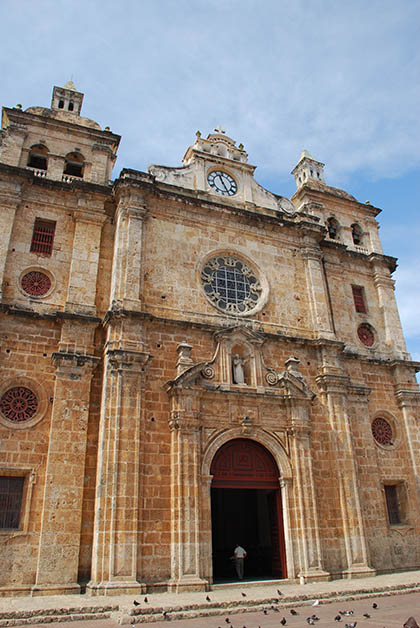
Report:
63,80,77,91
176,342,194,376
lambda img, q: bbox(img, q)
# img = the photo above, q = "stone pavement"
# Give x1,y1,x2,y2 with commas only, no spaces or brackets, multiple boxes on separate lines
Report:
1,571,420,626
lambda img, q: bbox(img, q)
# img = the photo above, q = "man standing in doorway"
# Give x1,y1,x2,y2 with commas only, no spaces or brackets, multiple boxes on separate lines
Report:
233,544,247,580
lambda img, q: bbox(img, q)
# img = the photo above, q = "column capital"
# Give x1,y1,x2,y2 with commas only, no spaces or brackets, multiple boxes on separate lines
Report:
52,351,99,379
169,409,200,433
106,348,151,374
394,388,420,408
316,373,349,394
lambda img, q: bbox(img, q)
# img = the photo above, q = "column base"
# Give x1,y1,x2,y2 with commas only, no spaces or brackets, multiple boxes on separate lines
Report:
167,576,209,593
298,567,331,584
86,580,145,596
31,583,81,596
342,564,376,579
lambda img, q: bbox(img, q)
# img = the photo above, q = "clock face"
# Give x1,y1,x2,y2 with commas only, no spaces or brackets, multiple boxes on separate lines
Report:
207,170,237,196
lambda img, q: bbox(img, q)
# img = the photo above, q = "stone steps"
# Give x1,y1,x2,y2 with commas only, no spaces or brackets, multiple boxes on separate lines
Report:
0,582,419,626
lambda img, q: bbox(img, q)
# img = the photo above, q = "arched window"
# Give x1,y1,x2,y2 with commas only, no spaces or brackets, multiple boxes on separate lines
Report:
327,217,340,240
63,152,84,178
351,223,362,245
27,145,48,171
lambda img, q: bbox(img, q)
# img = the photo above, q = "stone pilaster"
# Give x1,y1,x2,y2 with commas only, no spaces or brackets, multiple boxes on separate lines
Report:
167,391,208,592
288,409,330,583
316,373,375,578
87,345,150,596
0,181,20,300
33,351,99,596
394,372,420,504
371,258,408,358
110,191,147,311
65,206,106,316
301,241,335,340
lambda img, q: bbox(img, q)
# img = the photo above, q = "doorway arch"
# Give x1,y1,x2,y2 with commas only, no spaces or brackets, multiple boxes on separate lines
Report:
210,438,287,581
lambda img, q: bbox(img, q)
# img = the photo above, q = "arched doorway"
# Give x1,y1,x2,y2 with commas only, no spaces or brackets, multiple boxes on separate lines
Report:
210,438,287,582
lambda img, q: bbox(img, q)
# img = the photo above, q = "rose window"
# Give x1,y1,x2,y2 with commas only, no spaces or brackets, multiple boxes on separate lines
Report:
201,255,262,314
358,324,375,347
21,271,51,297
372,417,393,446
0,387,38,423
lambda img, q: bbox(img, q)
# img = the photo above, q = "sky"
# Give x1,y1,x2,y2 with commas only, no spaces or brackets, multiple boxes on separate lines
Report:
1,0,420,365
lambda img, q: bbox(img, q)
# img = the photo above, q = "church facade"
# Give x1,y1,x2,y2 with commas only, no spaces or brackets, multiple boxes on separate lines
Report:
0,83,419,597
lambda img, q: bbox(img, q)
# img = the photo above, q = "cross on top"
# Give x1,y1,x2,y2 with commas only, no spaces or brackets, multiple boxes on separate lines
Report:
214,125,226,134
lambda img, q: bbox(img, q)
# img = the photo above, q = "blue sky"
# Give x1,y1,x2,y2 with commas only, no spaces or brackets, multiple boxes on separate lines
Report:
2,0,419,364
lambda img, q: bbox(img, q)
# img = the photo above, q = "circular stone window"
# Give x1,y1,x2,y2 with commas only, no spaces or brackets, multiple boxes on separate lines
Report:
0,386,39,423
357,323,375,347
21,270,51,297
371,417,393,446
201,255,264,314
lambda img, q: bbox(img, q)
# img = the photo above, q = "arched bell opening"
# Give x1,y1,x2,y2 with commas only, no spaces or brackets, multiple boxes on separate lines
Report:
210,438,287,582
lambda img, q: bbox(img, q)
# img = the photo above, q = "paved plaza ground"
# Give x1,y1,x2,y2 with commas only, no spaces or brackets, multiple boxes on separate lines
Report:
1,571,420,628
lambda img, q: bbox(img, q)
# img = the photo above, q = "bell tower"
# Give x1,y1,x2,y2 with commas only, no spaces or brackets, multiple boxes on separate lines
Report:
291,149,325,189
51,80,84,115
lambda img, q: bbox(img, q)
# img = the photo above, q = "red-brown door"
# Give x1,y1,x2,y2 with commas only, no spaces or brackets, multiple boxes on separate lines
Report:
210,439,287,580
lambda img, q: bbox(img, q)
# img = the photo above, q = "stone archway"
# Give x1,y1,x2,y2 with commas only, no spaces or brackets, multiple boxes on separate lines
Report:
210,438,287,581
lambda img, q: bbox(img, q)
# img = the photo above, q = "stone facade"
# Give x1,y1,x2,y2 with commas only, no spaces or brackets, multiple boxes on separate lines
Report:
0,84,419,597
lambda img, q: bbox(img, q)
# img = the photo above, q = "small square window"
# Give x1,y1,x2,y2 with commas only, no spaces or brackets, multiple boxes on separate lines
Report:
0,476,24,529
352,285,367,313
30,218,56,256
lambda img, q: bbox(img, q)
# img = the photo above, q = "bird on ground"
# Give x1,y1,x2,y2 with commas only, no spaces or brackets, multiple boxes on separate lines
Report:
280,618,287,625
363,613,371,618
290,609,299,615
344,623,357,628
263,609,268,615
206,595,211,601
277,589,283,596
144,597,148,603
162,611,167,619
306,618,315,625
241,592,247,597
311,615,320,621
225,618,231,624
335,615,342,621
133,600,140,606
404,618,420,628
341,610,354,616
312,600,320,606
372,603,378,609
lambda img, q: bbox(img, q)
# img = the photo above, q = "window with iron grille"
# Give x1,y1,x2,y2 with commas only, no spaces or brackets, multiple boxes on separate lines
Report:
384,484,401,525
30,219,56,256
0,476,24,529
352,285,366,313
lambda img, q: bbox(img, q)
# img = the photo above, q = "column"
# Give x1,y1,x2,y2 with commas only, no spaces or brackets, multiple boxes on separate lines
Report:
301,241,335,340
168,391,208,592
394,380,420,504
288,408,330,583
316,373,375,578
87,344,150,596
33,351,99,595
0,183,20,300
110,191,147,311
66,208,106,316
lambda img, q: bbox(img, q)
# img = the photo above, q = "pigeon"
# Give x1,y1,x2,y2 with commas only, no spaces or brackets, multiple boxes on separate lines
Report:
312,600,320,607
343,610,354,616
162,611,167,619
335,615,342,621
263,609,268,615
363,613,371,618
133,600,140,606
404,619,420,628
206,595,211,601
281,618,287,626
344,623,357,628
277,589,283,596
307,618,315,625
290,609,299,615
241,592,247,597
225,619,231,624
372,603,378,609
144,597,148,603
311,615,320,621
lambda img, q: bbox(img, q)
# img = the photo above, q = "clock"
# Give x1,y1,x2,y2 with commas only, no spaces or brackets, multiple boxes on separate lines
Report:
207,170,237,196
